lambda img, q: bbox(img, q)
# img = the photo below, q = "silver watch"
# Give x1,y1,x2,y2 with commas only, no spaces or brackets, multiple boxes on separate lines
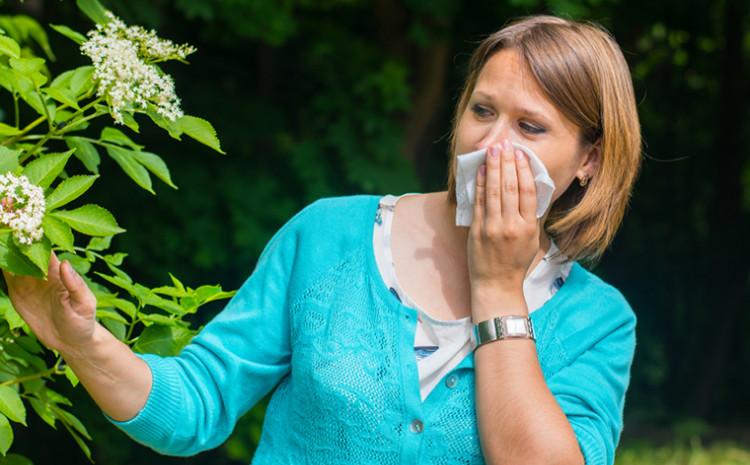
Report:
473,315,536,351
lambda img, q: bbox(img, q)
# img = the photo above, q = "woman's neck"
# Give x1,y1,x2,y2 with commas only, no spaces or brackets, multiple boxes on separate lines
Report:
431,191,552,279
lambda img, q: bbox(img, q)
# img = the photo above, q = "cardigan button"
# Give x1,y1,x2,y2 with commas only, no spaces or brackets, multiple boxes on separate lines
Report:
445,374,459,389
409,419,424,434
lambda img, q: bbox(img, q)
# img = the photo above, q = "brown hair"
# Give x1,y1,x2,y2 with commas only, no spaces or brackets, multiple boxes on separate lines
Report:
445,15,642,269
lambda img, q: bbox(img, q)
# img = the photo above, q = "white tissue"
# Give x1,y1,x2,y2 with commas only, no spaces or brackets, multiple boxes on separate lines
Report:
455,142,556,226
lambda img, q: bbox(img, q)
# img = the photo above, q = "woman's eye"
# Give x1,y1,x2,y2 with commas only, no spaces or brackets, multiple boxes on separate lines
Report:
471,104,491,118
520,121,545,134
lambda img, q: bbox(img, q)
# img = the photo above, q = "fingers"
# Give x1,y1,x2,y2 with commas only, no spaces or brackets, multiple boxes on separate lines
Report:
500,139,519,219
59,260,94,308
474,159,486,227
484,144,502,220
516,148,537,221
47,250,61,282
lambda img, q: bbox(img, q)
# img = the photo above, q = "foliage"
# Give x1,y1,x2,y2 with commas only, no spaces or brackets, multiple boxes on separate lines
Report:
0,0,234,462
616,439,750,465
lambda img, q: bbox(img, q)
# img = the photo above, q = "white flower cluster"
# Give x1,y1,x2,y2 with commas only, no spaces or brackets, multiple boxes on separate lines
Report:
80,11,196,125
0,174,45,245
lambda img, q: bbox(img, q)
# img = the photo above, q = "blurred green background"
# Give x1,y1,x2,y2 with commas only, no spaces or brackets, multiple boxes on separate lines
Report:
3,0,750,463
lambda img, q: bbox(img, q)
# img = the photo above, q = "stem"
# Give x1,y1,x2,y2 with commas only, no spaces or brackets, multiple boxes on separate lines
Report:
1,114,47,147
18,107,107,163
0,362,61,387
57,110,107,135
13,95,19,128
34,85,53,132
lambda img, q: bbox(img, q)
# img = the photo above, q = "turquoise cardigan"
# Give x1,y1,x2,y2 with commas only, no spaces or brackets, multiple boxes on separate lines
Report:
105,194,637,465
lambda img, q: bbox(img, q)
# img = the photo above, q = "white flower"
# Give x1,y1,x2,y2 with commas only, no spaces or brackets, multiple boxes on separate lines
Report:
0,174,45,245
80,11,196,125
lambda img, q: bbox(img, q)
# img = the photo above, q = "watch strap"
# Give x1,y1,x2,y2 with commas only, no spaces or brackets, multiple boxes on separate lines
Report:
473,315,535,351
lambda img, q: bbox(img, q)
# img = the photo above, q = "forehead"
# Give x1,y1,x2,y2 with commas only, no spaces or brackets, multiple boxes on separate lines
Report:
474,49,551,105
473,48,569,127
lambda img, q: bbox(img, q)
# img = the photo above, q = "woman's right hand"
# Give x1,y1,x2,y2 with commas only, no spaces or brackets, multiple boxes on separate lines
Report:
2,251,98,356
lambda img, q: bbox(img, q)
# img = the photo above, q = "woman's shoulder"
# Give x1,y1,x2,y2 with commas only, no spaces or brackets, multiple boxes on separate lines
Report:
553,262,637,351
292,193,379,236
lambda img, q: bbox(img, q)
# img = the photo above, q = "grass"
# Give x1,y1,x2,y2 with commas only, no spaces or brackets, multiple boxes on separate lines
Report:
616,436,750,464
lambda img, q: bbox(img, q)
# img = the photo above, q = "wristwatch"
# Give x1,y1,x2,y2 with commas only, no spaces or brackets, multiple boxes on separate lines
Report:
473,315,536,351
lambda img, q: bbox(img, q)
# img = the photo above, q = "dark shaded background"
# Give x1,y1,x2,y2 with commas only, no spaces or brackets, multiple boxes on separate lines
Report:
3,0,749,463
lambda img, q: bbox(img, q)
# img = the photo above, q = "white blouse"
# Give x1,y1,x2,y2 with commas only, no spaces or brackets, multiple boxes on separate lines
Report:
373,193,573,401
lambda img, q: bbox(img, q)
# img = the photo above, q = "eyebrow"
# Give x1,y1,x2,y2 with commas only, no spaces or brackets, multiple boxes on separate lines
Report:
471,90,552,125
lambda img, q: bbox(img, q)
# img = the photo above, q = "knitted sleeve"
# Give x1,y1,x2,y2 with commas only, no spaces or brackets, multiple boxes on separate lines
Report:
546,288,637,465
101,201,315,457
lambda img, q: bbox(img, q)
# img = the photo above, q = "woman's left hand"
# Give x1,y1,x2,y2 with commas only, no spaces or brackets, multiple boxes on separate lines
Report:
467,138,540,313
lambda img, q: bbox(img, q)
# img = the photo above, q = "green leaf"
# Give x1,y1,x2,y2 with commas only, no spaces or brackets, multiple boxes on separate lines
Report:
0,148,20,174
100,127,143,150
132,151,177,189
105,145,154,194
49,24,86,45
42,215,74,252
133,324,194,356
194,285,235,304
120,111,139,133
12,15,55,61
101,318,125,341
43,87,80,110
63,365,79,388
65,137,100,174
46,175,98,210
86,235,111,251
176,115,225,154
146,107,182,139
0,36,20,59
8,57,45,76
49,69,74,91
54,407,91,441
50,204,125,236
0,386,26,426
0,232,43,278
57,252,90,275
69,66,94,97
15,336,42,354
112,298,136,319
22,150,74,189
93,272,135,295
0,453,34,465
169,272,185,292
0,413,12,455
76,0,111,25
96,308,127,324
0,124,21,137
101,252,126,266
145,293,184,315
28,398,55,428
0,297,25,331
16,237,51,277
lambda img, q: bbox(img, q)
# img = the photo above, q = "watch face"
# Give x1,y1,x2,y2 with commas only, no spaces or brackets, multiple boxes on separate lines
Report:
505,318,528,336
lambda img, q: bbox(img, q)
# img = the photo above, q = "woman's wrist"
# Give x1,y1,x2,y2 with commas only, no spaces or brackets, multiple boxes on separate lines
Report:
471,285,528,322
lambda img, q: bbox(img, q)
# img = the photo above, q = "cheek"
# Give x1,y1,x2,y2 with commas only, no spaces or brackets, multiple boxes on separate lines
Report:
535,151,577,198
454,111,490,153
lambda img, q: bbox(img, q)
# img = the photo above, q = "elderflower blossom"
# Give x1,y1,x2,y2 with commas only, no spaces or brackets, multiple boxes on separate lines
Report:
0,174,45,245
80,11,196,125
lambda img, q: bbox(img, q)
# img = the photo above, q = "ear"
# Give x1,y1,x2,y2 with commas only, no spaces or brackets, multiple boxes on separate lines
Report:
579,140,601,179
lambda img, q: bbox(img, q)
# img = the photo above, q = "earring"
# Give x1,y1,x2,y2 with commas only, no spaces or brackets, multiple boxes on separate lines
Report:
579,175,589,187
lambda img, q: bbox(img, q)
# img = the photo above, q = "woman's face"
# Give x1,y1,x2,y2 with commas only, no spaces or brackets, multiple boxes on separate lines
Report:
454,47,599,204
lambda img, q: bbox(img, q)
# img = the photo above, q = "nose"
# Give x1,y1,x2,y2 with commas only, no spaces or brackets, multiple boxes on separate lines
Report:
477,122,513,151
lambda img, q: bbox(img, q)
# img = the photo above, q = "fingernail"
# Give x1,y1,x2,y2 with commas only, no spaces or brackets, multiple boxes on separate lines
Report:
515,149,524,161
489,146,498,158
480,164,486,176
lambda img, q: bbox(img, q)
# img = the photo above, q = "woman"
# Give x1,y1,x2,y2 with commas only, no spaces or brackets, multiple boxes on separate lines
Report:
4,14,640,465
